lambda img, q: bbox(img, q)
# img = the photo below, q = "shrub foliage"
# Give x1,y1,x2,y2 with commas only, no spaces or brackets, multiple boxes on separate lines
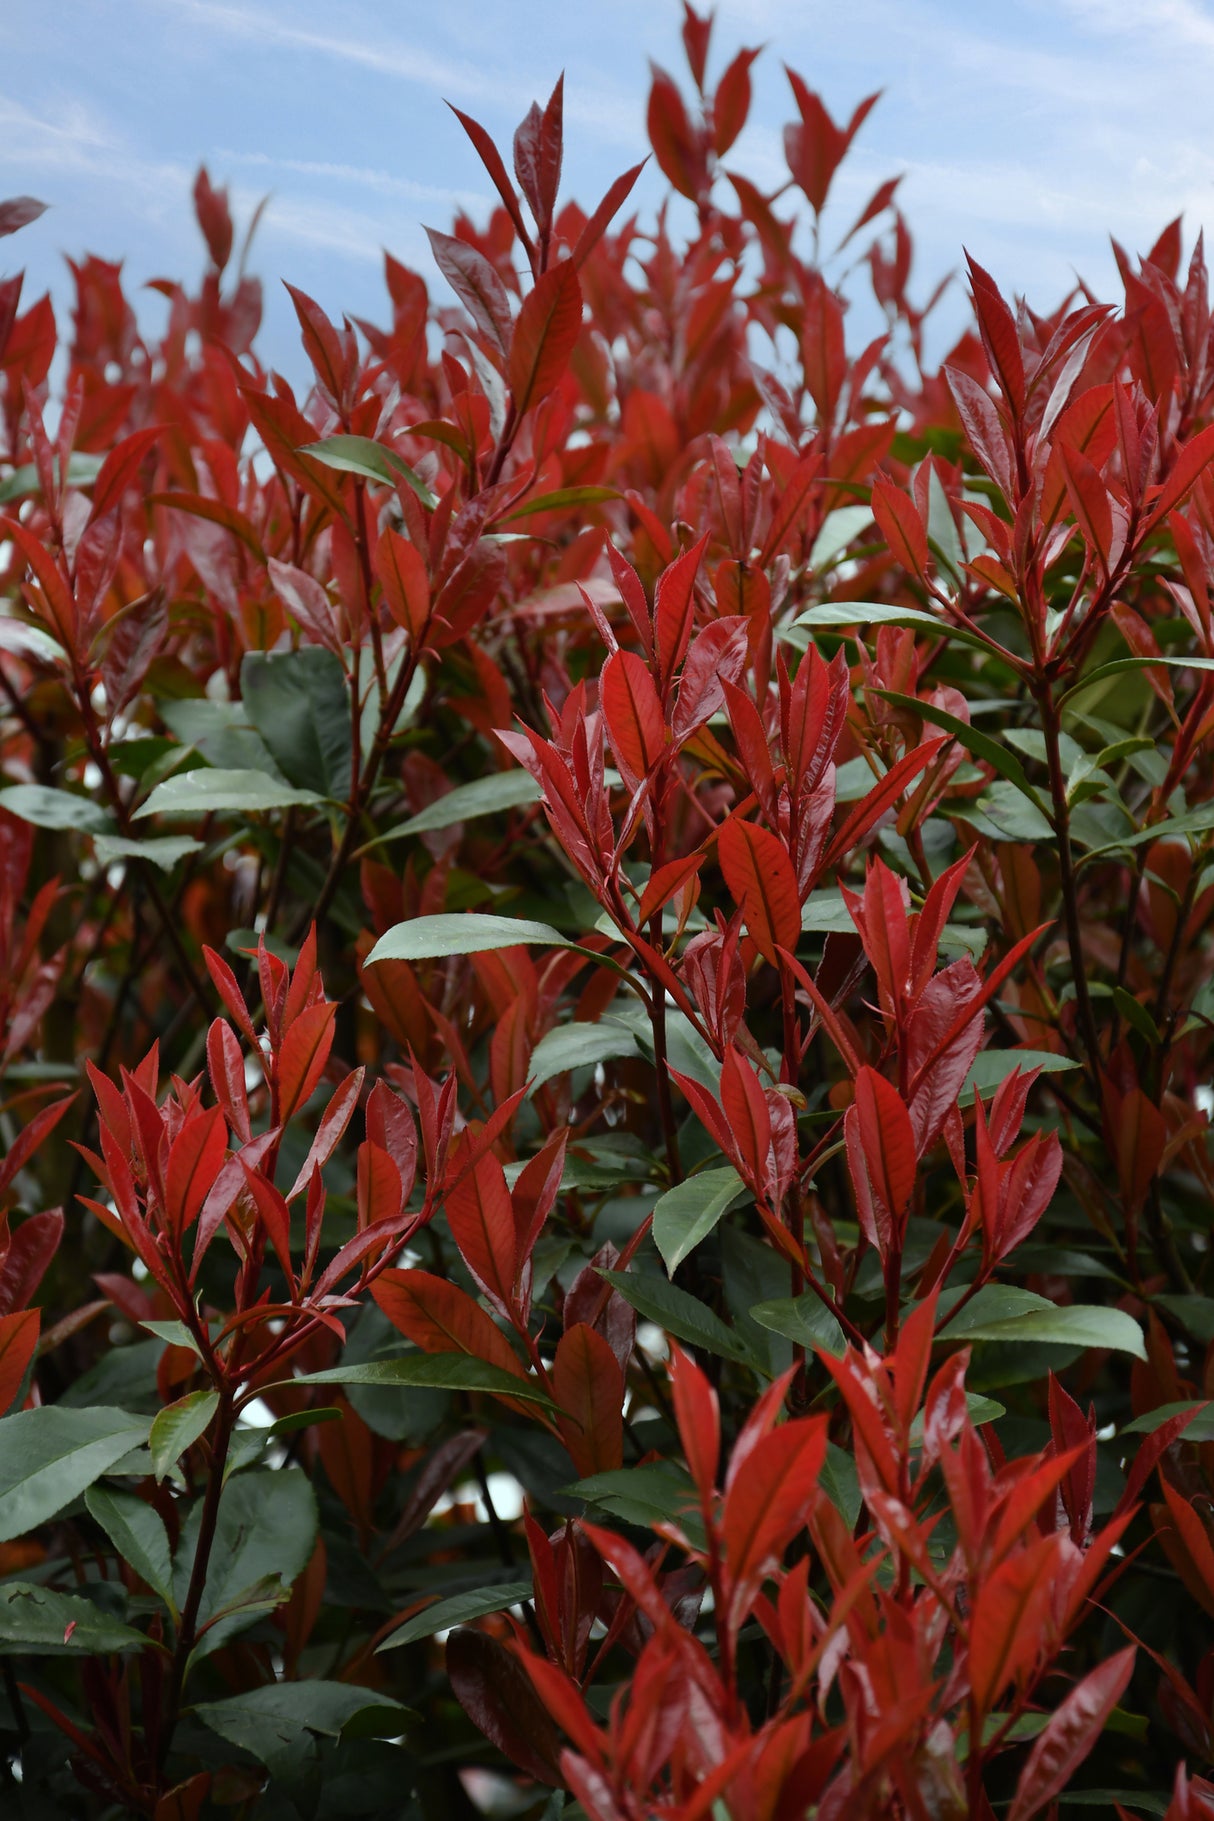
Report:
1,10,1214,1816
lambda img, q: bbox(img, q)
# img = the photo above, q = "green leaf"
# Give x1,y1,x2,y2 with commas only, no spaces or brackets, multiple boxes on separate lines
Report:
1153,1296,1214,1344
1079,800,1214,861
374,771,541,841
962,1049,1079,1101
0,1582,150,1655
291,1351,558,1409
801,888,855,933
175,1467,318,1659
92,834,203,871
1120,1399,1214,1440
0,784,112,834
150,1389,218,1483
501,485,619,521
240,648,354,799
748,1295,847,1358
526,1018,643,1096
792,601,991,653
159,698,283,775
195,1680,409,1778
598,1270,756,1367
652,1166,747,1275
957,780,1055,843
1060,653,1214,707
0,616,67,663
939,1285,1145,1358
0,450,105,504
378,1580,533,1652
134,767,324,819
0,1406,150,1542
85,1485,176,1614
303,433,438,509
809,506,874,571
367,912,580,964
819,1443,861,1529
909,1393,1003,1441
137,1319,205,1354
571,1461,699,1530
877,693,1048,810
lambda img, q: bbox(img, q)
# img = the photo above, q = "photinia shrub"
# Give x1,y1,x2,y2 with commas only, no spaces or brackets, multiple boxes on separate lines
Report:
1,8,1214,1815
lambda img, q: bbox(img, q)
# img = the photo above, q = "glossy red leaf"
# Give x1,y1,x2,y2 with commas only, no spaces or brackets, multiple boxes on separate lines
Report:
718,819,800,966
164,1107,228,1239
276,1001,337,1122
1007,1647,1135,1821
0,1308,39,1413
446,1151,517,1314
553,1322,624,1477
508,259,582,417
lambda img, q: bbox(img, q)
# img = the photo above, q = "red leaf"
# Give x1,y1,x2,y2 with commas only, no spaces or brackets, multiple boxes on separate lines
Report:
373,1268,528,1385
646,65,704,201
1060,442,1114,571
553,1322,623,1476
0,1208,64,1316
1007,1647,1136,1821
718,819,801,966
844,1068,916,1256
968,1535,1058,1715
165,1107,228,1239
508,259,582,417
0,197,48,238
0,1309,39,1413
721,1416,827,1630
967,253,1027,417
90,425,164,523
669,1343,719,1507
206,1019,251,1144
277,1001,336,1121
375,526,430,641
653,533,709,691
712,49,759,157
447,1629,561,1785
425,228,513,361
600,649,665,785
446,1152,517,1315
447,105,536,264
356,1140,403,1233
573,160,647,268
513,77,564,240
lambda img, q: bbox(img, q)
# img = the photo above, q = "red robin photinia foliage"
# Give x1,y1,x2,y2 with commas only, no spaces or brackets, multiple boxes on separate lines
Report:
2,9,1214,1816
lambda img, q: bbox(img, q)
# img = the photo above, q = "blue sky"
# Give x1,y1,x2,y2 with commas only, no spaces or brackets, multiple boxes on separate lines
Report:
4,0,1213,382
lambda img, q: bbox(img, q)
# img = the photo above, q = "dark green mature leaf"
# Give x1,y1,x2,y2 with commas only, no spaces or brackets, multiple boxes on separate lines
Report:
84,1485,176,1613
0,1582,150,1655
375,771,541,841
195,1680,410,1778
877,692,1047,810
939,1285,1145,1358
303,433,438,509
92,833,203,871
571,1461,699,1530
502,485,619,521
135,768,323,819
1121,1399,1214,1440
378,1580,533,1652
749,1294,847,1357
150,1388,218,1483
293,1351,558,1409
527,1018,643,1096
793,601,991,653
241,647,354,798
653,1166,747,1275
175,1467,318,1659
367,913,579,963
598,1270,756,1367
962,1049,1079,1101
0,1406,150,1542
0,784,112,834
